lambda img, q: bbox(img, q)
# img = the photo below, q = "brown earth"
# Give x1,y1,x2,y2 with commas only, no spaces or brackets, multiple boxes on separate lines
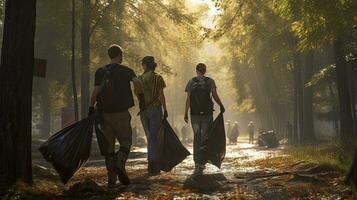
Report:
6,140,354,200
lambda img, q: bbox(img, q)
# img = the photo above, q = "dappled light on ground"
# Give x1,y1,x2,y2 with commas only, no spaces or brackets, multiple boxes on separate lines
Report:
25,140,353,199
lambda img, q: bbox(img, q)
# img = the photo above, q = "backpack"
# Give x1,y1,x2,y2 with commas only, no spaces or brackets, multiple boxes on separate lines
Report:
190,77,214,115
96,64,117,111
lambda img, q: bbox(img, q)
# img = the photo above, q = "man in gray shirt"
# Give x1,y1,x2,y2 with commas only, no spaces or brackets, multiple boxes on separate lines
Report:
184,63,225,176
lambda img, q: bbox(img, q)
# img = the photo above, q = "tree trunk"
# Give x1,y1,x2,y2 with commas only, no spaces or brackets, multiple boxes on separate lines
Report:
302,51,315,142
71,0,79,121
346,149,357,186
293,51,302,143
41,79,51,138
81,0,90,119
347,62,357,136
328,81,340,136
333,38,354,139
0,0,36,190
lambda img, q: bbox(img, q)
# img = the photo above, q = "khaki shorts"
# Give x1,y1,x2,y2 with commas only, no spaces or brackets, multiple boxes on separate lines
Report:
101,111,132,154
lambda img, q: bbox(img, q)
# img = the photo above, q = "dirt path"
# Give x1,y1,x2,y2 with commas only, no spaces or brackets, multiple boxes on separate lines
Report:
30,141,353,200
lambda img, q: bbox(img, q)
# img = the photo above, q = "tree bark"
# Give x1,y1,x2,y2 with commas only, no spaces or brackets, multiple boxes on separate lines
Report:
302,51,315,142
328,81,340,136
41,79,51,138
346,149,357,186
81,0,90,119
0,0,36,190
71,0,79,121
347,62,357,136
293,51,302,143
333,38,354,139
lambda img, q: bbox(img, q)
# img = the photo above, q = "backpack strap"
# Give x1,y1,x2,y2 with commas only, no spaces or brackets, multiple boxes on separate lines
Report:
98,64,114,92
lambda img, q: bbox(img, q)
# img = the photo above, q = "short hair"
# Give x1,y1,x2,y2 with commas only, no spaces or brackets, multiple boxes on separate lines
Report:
196,63,207,74
108,44,123,59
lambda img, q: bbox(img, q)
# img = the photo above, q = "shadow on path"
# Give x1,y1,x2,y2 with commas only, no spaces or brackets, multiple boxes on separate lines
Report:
183,173,233,194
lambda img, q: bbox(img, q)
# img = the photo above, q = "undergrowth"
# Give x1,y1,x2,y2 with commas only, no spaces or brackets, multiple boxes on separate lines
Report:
285,140,356,172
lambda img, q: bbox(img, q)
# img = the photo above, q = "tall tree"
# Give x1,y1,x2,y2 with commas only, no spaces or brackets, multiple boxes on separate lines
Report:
293,51,303,143
302,51,315,142
40,79,51,138
334,38,354,139
81,0,90,119
71,0,79,121
0,0,36,190
80,0,117,119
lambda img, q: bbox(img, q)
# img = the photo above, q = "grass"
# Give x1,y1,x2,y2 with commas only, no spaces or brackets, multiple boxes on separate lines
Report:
284,141,356,172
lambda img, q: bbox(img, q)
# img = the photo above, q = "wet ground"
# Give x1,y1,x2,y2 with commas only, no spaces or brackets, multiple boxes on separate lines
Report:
30,140,353,200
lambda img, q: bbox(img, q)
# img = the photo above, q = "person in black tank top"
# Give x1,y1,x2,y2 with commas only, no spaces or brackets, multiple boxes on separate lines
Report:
88,45,143,187
184,63,225,176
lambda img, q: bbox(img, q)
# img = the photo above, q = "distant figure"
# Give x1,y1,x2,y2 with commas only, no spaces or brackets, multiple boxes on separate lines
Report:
132,126,138,146
184,63,225,176
181,124,189,144
229,121,239,144
226,120,232,142
248,121,255,144
286,121,293,141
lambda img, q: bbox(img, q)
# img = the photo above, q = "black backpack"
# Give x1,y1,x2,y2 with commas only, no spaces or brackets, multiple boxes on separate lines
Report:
96,64,117,112
190,77,214,115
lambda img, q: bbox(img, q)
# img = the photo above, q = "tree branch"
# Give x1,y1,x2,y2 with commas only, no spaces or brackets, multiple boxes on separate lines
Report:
90,0,116,36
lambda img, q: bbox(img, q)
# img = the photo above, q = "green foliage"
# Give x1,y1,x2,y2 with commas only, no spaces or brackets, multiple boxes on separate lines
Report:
211,0,356,132
33,0,203,118
278,0,357,50
211,0,295,128
286,141,357,172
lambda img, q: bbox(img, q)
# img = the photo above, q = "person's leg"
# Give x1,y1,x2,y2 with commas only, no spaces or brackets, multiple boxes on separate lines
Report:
112,111,132,185
140,110,151,162
199,115,213,166
191,115,201,166
147,106,163,173
101,112,119,187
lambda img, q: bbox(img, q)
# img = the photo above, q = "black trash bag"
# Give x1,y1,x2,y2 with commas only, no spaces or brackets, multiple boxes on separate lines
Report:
157,119,190,172
257,130,279,148
201,113,226,168
39,116,94,184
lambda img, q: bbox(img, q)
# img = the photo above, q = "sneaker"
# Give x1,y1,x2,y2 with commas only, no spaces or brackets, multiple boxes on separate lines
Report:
114,152,130,185
107,171,118,188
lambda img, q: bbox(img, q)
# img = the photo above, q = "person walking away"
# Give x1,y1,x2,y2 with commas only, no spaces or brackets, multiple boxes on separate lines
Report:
184,63,225,176
229,121,239,144
89,45,143,187
139,56,168,175
226,120,232,143
248,121,255,144
132,126,138,146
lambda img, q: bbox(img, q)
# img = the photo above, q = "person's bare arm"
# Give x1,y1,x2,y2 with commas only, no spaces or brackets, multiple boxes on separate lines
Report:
184,92,190,123
90,86,100,107
132,77,142,95
212,88,225,113
159,88,168,118
159,88,167,111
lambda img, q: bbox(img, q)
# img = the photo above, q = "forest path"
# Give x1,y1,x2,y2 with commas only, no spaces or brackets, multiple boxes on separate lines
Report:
34,140,352,199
